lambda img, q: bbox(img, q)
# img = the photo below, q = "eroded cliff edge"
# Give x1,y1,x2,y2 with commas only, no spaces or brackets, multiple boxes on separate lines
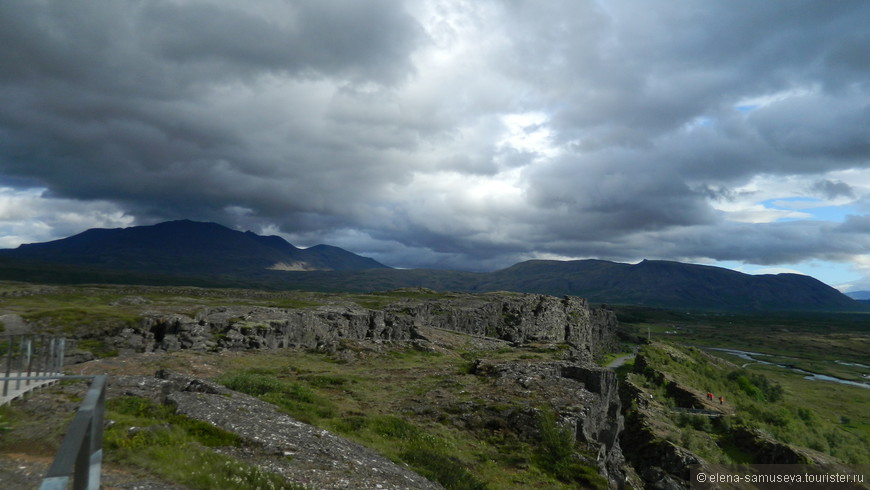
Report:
64,291,635,488
107,291,618,363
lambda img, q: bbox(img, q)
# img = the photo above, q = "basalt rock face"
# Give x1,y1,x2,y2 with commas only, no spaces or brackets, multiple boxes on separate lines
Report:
469,359,629,486
106,293,618,361
619,377,701,490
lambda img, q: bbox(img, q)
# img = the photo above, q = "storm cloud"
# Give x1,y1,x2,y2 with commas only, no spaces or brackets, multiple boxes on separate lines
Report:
1,0,869,287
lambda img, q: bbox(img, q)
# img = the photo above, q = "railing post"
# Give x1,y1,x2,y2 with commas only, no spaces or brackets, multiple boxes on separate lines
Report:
39,375,106,490
87,375,105,489
25,337,34,387
38,335,47,379
16,336,24,390
58,338,66,373
1,335,76,408
2,335,12,396
49,337,57,375
73,417,93,490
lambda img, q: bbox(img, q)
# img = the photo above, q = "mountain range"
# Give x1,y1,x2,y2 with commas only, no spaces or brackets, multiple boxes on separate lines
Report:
1,220,387,274
0,220,863,312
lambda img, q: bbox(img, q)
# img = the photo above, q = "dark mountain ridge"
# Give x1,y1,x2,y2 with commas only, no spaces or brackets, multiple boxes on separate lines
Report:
2,220,389,274
480,259,858,311
0,220,863,312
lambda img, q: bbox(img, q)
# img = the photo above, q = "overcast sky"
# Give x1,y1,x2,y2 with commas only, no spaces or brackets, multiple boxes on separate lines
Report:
1,0,869,290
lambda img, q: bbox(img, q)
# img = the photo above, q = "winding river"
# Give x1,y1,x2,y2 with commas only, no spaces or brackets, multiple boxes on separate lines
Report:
700,347,870,390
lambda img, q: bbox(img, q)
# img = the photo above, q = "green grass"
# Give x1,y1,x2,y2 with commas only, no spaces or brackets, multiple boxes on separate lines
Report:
104,396,306,490
0,407,12,433
218,370,337,423
11,282,866,484
214,364,492,489
23,306,139,334
613,305,870,462
211,345,601,489
346,289,454,310
76,338,119,358
632,342,870,464
535,410,608,488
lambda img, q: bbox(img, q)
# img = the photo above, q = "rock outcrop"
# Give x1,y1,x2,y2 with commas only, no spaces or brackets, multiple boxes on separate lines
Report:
618,376,702,490
468,359,630,486
102,292,618,362
730,426,828,465
79,292,629,488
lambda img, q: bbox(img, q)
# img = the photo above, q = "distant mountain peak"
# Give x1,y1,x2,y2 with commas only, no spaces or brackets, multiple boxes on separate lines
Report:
2,220,390,275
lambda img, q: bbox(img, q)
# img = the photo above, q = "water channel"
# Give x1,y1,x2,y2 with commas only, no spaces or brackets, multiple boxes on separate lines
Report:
700,346,870,390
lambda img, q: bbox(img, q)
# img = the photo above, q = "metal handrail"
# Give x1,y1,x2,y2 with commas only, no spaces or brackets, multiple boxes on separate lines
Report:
39,374,107,490
1,336,106,488
1,335,68,397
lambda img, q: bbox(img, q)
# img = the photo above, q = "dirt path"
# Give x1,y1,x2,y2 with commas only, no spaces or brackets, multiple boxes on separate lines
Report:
606,353,635,370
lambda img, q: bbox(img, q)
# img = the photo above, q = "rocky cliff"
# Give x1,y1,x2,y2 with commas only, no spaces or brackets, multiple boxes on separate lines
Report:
618,375,702,490
48,291,632,488
82,291,631,486
104,292,618,363
469,359,630,485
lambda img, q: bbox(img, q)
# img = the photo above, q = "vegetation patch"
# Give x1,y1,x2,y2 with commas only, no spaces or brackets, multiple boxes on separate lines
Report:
216,370,336,423
105,396,304,490
632,343,870,464
208,344,603,489
0,407,12,433
76,338,119,358
535,410,608,489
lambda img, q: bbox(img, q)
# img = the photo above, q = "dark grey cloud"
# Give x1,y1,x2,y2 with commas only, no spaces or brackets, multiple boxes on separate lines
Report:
0,1,422,90
810,180,855,200
0,0,425,224
142,0,423,85
1,0,869,286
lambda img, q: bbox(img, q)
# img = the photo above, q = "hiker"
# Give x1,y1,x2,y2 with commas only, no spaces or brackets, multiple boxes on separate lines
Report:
719,395,724,405
707,392,713,401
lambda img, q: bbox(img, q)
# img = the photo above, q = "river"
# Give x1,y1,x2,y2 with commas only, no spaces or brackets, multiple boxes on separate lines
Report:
700,346,870,390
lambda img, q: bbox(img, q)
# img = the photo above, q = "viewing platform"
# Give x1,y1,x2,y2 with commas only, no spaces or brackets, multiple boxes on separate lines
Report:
1,335,69,406
1,372,63,406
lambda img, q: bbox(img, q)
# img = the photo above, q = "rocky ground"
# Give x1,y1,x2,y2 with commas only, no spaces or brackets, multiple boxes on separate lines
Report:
0,379,188,489
113,371,442,490
1,289,635,489
3,351,442,490
1,327,636,489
